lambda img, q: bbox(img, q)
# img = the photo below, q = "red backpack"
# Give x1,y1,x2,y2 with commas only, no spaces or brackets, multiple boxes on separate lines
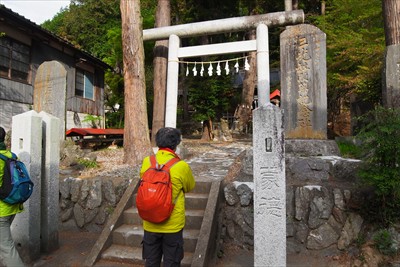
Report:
136,155,180,223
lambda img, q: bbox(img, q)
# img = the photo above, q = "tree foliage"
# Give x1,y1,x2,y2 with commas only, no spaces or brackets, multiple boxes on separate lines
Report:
357,106,400,225
41,0,156,129
188,74,233,123
311,0,385,104
44,0,121,59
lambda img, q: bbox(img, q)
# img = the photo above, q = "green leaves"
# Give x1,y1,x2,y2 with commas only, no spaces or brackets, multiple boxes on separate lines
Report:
357,106,400,225
373,229,398,256
312,0,384,106
188,74,233,123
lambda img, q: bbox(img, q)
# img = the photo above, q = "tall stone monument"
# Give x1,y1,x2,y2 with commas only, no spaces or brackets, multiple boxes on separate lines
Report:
253,104,286,266
280,24,327,139
33,61,67,139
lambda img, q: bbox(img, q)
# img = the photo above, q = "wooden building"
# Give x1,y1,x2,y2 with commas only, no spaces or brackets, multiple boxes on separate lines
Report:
0,5,110,137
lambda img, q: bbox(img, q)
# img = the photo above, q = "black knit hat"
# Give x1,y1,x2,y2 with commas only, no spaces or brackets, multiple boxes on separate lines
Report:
155,127,181,150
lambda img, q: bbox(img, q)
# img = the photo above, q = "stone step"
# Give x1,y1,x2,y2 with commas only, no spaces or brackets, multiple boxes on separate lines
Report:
123,207,142,225
113,224,200,252
191,180,211,194
100,245,144,265
101,244,193,267
112,224,143,247
185,192,209,209
185,209,205,229
123,208,205,229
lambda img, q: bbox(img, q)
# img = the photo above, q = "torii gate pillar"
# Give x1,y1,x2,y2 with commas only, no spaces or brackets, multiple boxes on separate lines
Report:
165,34,180,127
256,24,270,107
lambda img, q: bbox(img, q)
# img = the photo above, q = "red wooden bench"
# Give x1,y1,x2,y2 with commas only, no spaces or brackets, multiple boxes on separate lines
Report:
66,128,124,148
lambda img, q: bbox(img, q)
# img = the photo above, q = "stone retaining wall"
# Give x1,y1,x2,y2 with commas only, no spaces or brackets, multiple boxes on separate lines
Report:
221,146,369,253
58,141,371,254
59,177,131,232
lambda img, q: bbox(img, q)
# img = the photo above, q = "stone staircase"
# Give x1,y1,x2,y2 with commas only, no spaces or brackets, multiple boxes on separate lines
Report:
85,141,251,267
88,180,216,266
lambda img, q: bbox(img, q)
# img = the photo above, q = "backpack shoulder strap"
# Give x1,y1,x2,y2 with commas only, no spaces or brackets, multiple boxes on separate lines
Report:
149,155,157,168
0,152,17,161
163,157,182,203
0,154,7,161
162,157,180,171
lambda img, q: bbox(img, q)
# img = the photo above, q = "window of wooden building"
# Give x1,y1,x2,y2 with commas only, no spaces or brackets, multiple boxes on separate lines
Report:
0,37,30,82
75,68,94,100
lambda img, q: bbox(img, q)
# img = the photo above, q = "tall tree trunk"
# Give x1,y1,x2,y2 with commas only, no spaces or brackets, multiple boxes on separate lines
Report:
120,0,153,165
236,30,257,133
199,35,214,141
321,0,326,15
178,72,189,123
151,0,171,145
382,0,400,46
382,0,400,108
201,119,213,141
182,80,189,121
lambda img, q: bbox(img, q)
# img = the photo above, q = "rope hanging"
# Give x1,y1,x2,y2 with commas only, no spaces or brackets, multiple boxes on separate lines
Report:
183,56,250,77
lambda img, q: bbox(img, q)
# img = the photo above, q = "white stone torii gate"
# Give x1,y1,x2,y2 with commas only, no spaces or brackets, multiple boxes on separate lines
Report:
142,10,304,128
164,26,269,128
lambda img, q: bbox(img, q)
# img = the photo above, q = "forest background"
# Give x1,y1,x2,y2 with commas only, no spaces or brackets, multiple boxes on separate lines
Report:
40,0,386,164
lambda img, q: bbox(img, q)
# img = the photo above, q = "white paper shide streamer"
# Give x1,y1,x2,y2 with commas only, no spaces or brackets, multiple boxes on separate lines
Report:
192,62,197,76
234,60,239,73
208,62,213,76
244,57,250,71
225,61,230,75
181,56,250,77
216,62,221,76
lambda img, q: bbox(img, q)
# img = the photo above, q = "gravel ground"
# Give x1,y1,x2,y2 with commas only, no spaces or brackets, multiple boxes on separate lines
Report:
79,148,134,179
75,139,224,180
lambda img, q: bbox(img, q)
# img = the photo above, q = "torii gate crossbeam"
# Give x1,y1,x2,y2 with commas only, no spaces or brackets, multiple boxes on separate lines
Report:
178,40,256,58
143,10,304,41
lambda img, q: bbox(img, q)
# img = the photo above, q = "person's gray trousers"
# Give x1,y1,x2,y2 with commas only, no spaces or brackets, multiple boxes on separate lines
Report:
0,215,25,267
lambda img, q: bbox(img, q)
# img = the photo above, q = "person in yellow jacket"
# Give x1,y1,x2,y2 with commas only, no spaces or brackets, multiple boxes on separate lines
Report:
0,127,25,267
140,127,195,267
